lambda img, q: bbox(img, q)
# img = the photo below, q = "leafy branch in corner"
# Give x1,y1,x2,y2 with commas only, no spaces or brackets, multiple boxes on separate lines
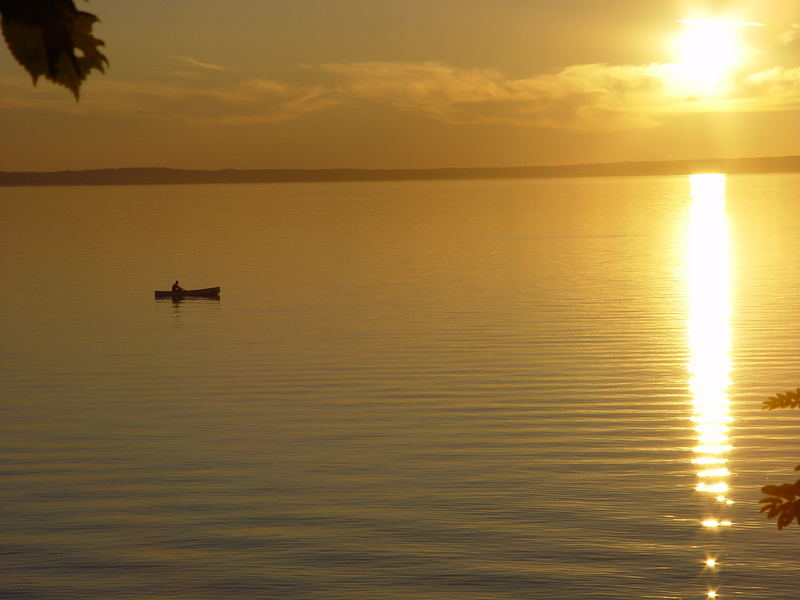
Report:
759,388,800,529
762,388,800,410
0,0,107,99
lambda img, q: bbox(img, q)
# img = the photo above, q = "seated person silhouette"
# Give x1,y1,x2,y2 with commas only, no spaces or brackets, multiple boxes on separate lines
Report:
172,280,184,293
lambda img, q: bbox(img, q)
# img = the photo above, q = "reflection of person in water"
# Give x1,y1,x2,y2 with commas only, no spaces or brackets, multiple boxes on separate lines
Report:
172,280,184,293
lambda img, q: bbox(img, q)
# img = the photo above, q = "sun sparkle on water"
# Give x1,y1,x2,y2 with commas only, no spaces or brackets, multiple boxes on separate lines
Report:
687,174,734,596
697,468,730,478
688,173,732,499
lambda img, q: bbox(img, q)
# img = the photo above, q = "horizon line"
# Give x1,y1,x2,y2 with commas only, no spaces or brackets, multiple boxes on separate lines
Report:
3,154,800,186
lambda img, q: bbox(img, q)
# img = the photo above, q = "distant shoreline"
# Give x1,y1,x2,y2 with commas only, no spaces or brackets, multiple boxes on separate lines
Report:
3,156,800,186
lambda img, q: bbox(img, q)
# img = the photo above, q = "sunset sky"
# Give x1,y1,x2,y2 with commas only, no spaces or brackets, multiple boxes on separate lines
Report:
2,0,800,171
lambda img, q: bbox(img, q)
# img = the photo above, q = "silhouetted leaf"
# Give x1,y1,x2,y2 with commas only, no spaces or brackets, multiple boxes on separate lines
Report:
757,388,800,528
0,0,107,98
763,388,800,410
777,503,798,530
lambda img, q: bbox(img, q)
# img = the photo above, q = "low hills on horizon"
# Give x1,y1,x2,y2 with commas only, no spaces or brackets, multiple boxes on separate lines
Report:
3,155,800,186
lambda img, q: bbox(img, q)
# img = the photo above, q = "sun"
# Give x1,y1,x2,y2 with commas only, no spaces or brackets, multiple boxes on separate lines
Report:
671,18,756,96
678,20,739,83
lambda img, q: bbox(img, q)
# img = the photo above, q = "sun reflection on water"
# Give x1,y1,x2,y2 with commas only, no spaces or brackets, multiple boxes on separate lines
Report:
687,174,733,597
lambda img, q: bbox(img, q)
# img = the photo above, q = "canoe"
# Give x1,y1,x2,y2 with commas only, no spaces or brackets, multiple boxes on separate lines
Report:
154,286,220,298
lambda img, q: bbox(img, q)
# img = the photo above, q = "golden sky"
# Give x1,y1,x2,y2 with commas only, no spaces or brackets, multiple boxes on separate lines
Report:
2,0,800,170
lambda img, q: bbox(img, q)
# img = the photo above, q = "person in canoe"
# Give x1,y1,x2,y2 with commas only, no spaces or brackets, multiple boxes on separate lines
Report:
171,280,184,293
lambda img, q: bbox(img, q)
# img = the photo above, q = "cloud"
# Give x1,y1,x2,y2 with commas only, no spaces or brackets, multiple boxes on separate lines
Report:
4,61,680,132
170,55,230,71
126,78,340,125
6,58,800,132
735,66,800,109
320,61,679,131
779,24,800,46
0,75,339,125
320,60,800,130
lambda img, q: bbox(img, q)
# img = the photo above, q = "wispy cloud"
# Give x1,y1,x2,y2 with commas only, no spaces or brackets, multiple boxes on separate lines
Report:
98,78,339,124
320,60,800,129
779,24,800,46
0,75,339,125
5,58,800,132
736,66,800,109
321,61,684,131
169,55,233,71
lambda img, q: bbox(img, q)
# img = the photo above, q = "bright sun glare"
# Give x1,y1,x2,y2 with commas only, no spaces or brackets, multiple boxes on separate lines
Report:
672,18,760,96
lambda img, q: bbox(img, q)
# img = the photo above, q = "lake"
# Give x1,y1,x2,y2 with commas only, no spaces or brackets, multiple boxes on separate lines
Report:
2,174,800,599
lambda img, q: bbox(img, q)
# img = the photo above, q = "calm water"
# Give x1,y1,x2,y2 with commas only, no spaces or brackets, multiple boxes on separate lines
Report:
2,175,800,599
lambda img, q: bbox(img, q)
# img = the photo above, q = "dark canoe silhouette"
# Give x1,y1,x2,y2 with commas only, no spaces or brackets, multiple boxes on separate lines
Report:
154,286,220,299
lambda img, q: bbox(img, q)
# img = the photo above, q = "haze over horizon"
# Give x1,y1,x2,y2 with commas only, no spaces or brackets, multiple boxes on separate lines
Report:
2,1,800,172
